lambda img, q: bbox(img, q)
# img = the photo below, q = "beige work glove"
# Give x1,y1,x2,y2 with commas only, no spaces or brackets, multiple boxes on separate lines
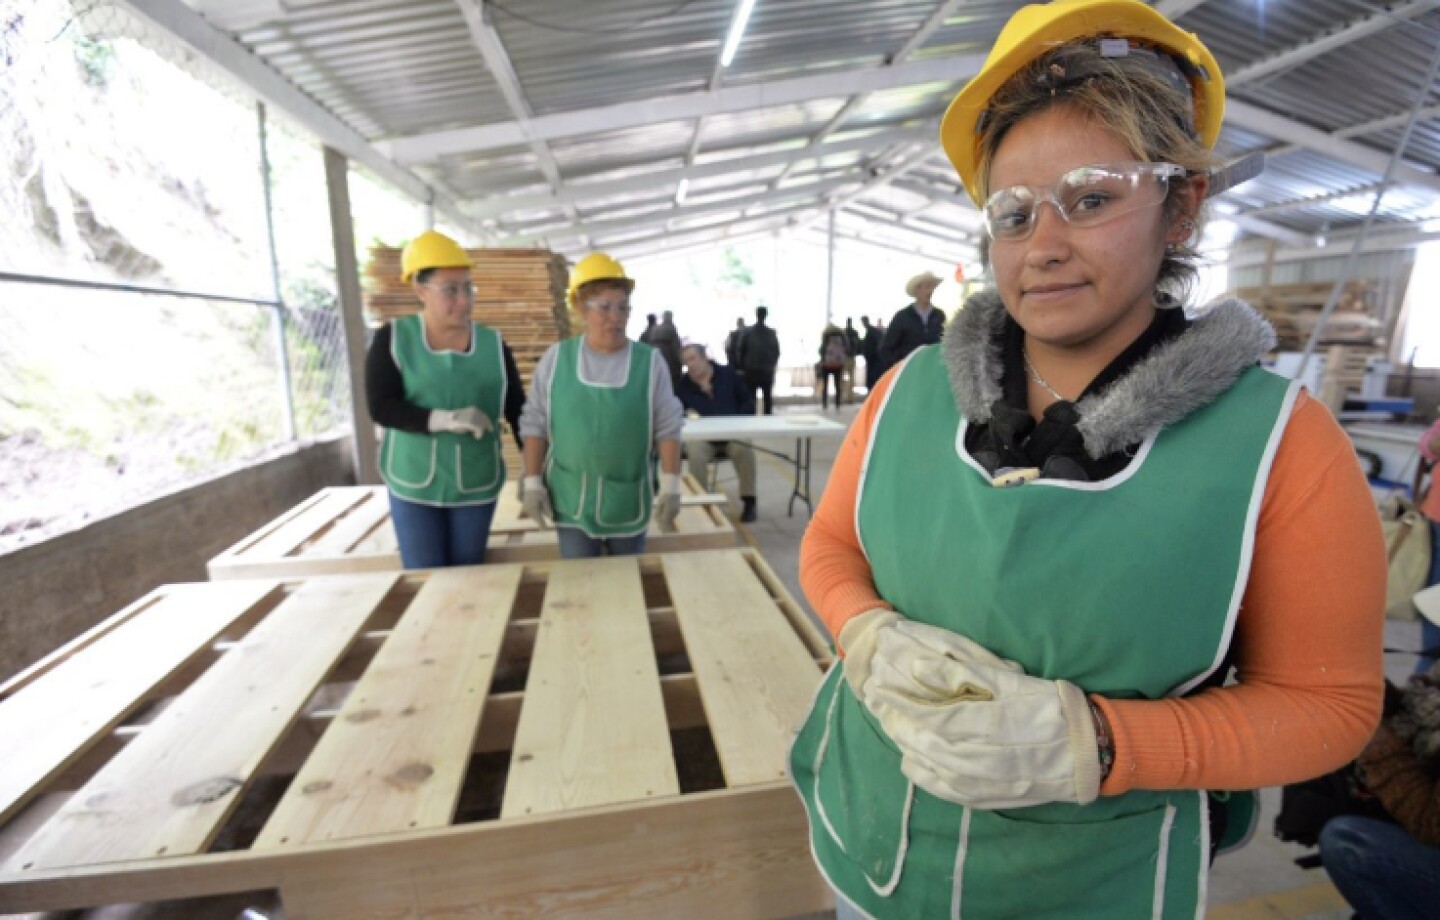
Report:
655,473,682,533
864,648,1101,810
521,475,553,528
836,608,902,700
428,407,493,438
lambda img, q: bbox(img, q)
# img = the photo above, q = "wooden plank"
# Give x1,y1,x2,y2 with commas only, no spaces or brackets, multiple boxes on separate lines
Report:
5,574,398,871
239,489,369,563
502,558,678,818
0,581,278,826
254,566,523,847
303,488,390,556
0,784,827,920
662,552,823,787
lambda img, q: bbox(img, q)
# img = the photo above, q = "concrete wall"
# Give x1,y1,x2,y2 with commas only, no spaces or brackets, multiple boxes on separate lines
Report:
0,437,353,683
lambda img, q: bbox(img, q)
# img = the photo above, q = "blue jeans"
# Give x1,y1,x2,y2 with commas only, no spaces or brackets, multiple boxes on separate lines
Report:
1321,816,1440,920
555,527,647,559
1418,520,1440,674
832,891,867,920
387,493,496,569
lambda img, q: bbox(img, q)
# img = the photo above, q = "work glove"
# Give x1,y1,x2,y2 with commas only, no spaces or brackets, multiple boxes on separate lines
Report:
864,647,1101,810
428,407,493,439
521,475,553,528
655,473,682,533
836,608,902,700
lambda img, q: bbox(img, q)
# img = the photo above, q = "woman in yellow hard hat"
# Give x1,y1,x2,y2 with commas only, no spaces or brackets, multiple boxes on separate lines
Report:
365,229,525,568
518,253,685,558
790,2,1385,917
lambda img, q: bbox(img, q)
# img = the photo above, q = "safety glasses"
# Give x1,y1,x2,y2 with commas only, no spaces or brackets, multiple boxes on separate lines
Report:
983,161,1187,242
419,281,475,299
583,298,632,317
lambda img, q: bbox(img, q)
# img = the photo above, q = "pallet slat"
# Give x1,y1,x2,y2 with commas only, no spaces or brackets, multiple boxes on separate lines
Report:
5,575,398,871
662,552,823,787
255,566,522,847
0,581,277,826
501,558,678,817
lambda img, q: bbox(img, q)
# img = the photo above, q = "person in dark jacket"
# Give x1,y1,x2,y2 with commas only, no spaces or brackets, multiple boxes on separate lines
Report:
638,313,658,344
738,305,781,415
650,310,684,391
880,271,945,367
725,317,746,367
860,315,882,394
678,344,759,522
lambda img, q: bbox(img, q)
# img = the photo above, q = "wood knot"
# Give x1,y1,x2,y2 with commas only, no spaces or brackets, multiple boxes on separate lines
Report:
386,762,434,788
171,776,242,807
302,780,333,794
346,708,382,723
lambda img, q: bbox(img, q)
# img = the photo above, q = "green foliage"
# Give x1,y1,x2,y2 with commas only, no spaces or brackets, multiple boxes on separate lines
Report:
719,247,754,289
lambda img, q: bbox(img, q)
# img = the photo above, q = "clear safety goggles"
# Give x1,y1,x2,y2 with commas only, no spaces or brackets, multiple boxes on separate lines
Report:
420,281,475,299
982,161,1188,242
583,298,632,316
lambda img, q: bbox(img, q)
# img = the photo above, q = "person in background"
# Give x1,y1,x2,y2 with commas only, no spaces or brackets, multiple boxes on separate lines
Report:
650,309,684,393
738,305,781,415
678,344,758,523
365,229,525,569
880,270,945,368
518,253,684,558
859,316,880,395
1321,662,1440,920
1412,417,1440,671
843,318,861,402
818,323,848,411
725,316,746,368
638,313,657,344
791,2,1384,917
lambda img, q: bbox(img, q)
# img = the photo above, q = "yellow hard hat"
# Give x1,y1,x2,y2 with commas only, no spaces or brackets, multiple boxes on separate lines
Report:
400,229,472,283
568,252,635,308
940,0,1225,206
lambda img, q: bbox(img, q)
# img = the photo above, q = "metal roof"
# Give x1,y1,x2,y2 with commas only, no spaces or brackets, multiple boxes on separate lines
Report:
142,0,1440,263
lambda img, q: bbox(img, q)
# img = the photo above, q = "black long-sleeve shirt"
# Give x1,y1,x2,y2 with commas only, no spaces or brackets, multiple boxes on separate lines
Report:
365,322,526,451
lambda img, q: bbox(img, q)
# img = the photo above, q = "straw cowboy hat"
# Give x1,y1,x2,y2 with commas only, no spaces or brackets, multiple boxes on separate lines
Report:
905,271,943,298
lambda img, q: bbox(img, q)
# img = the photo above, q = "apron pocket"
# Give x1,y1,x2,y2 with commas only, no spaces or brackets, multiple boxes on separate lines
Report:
546,459,587,522
959,801,1181,920
384,430,438,489
814,682,913,897
596,474,647,528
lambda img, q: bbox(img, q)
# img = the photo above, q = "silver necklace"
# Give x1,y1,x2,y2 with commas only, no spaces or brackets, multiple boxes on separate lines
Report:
1022,348,1068,402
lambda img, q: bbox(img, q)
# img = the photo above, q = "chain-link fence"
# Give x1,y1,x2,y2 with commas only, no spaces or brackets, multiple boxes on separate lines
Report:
0,0,424,551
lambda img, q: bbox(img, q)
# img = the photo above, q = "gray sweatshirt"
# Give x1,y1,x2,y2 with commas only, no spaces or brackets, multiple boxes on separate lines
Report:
519,339,685,443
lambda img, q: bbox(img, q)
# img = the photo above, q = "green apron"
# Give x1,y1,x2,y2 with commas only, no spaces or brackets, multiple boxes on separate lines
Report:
791,345,1297,919
545,337,655,538
380,315,507,506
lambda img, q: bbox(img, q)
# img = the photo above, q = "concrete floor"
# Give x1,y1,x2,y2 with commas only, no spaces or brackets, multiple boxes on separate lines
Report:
8,397,1424,920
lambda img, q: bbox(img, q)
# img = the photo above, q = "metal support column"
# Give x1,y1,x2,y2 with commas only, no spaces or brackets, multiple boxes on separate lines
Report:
825,209,836,323
324,147,380,484
257,102,296,441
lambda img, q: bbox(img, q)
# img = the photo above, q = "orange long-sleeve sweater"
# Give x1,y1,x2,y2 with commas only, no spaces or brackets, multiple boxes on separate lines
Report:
801,366,1386,797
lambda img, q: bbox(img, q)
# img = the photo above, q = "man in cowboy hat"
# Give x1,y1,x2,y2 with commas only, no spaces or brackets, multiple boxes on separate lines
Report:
879,270,945,369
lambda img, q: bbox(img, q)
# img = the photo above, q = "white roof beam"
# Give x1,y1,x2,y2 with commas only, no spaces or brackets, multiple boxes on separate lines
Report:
119,0,475,233
770,0,964,187
1222,212,1314,247
1228,1,1440,86
1224,224,1440,268
465,127,931,220
379,55,984,163
500,176,858,246
1336,103,1440,140
791,143,946,237
608,205,828,261
1153,1,1212,18
1236,183,1387,217
1224,99,1440,195
798,225,972,265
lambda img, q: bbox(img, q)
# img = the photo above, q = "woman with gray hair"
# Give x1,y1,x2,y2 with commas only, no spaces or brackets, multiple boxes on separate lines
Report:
791,2,1385,916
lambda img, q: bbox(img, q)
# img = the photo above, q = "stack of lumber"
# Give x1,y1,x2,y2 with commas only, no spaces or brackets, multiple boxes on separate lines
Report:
1235,279,1382,350
365,246,573,385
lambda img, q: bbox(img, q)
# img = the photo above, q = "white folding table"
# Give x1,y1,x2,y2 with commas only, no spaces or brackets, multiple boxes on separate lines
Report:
681,414,849,516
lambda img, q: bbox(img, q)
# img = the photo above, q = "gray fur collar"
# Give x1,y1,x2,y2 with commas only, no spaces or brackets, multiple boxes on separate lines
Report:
942,292,1277,459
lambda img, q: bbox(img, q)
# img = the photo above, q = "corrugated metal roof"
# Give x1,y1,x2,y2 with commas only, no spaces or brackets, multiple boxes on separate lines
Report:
178,0,1440,260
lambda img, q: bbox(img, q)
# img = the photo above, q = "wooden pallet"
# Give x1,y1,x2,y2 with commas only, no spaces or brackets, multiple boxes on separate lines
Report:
206,476,738,580
0,551,834,918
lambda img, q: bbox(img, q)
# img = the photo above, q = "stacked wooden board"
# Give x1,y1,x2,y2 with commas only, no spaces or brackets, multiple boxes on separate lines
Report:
206,476,740,580
364,245,574,387
0,551,833,919
1235,279,1382,350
